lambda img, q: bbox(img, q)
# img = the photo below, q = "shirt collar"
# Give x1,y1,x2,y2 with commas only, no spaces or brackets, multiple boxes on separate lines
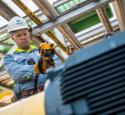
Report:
14,45,37,53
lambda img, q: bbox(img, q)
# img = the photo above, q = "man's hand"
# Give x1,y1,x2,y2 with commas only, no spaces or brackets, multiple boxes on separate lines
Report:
34,57,55,74
34,58,43,74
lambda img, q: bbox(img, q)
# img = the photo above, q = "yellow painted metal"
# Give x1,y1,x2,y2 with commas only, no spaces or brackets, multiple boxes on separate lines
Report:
0,86,15,107
0,92,45,115
0,91,12,100
12,0,41,25
13,0,68,54
46,31,70,54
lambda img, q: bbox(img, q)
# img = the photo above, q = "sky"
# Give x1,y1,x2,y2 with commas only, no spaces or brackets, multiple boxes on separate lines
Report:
0,0,58,28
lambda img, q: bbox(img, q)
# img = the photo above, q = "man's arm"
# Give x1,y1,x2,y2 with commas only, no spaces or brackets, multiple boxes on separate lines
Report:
4,54,35,83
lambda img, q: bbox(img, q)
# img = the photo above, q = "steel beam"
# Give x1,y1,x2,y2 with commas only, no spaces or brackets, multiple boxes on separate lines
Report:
0,1,17,21
58,25,82,50
45,31,70,54
12,0,41,25
96,6,113,34
33,0,71,54
0,26,7,35
33,0,82,50
54,51,65,62
33,0,59,20
112,0,125,31
0,43,13,47
32,0,115,34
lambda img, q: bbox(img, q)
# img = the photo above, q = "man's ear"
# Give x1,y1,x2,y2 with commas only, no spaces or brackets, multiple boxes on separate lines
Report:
11,35,15,41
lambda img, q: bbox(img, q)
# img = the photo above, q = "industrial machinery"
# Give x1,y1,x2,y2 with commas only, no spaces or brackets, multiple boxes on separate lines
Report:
45,31,125,115
0,31,125,115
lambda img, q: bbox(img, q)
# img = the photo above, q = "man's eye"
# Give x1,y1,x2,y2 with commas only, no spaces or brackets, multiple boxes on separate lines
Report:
23,33,27,36
17,34,21,37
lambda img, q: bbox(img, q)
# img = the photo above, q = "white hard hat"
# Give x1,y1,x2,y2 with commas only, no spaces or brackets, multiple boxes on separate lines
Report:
7,16,29,32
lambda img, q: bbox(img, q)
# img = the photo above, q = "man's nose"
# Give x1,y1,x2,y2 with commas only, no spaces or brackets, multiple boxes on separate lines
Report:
20,35,27,40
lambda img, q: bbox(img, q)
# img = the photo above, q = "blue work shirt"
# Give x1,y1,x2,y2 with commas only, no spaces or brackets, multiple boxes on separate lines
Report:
4,45,61,95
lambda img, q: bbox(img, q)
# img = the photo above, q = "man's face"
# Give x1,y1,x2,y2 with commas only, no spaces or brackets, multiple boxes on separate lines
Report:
11,29,30,50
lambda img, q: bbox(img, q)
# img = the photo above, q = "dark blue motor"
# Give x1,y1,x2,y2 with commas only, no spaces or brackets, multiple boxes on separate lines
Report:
45,32,125,115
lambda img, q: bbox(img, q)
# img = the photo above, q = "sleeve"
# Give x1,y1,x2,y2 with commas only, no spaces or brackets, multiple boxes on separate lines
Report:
37,55,62,86
38,74,47,86
3,54,35,83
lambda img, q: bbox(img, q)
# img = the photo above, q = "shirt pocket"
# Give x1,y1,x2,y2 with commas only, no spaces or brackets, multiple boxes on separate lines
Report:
15,56,27,64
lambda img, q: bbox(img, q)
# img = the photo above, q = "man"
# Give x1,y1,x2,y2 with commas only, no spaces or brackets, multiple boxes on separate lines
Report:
4,16,61,99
